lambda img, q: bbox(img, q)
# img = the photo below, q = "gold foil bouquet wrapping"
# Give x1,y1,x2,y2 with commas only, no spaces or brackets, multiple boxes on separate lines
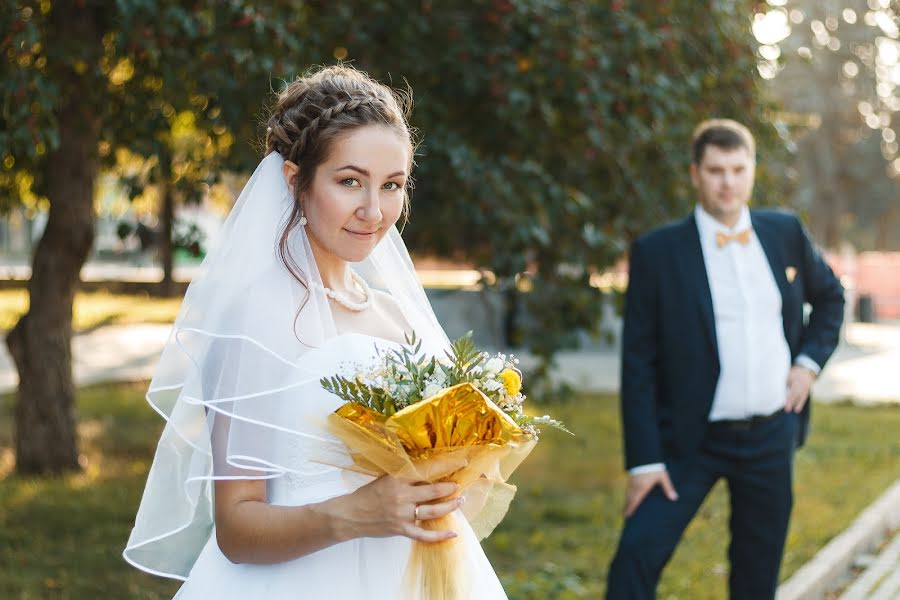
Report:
320,334,568,600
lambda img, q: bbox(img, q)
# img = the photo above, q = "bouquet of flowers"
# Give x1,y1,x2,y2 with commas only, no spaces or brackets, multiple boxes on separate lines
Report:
320,333,568,600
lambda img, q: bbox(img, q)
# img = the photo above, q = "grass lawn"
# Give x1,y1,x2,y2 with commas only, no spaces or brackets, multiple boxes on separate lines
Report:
0,290,182,333
0,384,898,599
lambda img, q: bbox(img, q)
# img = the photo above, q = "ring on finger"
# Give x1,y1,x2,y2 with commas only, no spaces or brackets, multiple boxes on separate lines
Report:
414,504,421,520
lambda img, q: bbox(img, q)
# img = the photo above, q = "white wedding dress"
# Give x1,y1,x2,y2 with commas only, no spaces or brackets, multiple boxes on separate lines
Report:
124,153,509,599
171,333,508,600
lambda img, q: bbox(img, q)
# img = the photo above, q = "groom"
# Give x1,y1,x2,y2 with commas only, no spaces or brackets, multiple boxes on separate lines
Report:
605,119,844,599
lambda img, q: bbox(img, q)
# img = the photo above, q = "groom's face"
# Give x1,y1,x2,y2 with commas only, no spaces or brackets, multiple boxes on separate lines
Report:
690,144,756,226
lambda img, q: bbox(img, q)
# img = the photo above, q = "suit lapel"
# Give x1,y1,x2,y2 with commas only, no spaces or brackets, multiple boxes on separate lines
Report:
751,212,790,331
678,215,718,359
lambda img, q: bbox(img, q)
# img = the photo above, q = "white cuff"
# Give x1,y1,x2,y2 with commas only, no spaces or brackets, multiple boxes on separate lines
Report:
795,354,821,376
629,463,666,476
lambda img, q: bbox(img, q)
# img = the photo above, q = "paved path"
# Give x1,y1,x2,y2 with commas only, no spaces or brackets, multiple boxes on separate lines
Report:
839,530,900,599
0,323,172,393
812,323,900,404
530,321,900,403
0,322,897,403
778,480,900,600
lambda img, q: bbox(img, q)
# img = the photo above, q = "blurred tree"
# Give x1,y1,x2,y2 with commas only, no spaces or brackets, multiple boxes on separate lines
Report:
759,0,900,249
0,1,305,474
301,0,783,368
118,110,233,295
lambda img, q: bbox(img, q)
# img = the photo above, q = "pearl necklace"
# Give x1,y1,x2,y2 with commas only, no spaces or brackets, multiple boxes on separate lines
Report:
314,271,372,312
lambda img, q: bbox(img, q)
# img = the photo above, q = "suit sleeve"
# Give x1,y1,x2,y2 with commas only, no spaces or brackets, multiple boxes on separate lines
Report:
795,217,845,369
620,238,665,471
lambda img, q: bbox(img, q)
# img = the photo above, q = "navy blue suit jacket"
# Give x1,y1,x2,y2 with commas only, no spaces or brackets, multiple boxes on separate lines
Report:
620,209,845,470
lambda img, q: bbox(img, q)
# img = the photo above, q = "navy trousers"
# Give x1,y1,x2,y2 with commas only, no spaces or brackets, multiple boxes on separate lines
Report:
606,411,799,600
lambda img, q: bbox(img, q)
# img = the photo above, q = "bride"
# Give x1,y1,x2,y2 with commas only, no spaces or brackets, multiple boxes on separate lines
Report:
123,65,508,599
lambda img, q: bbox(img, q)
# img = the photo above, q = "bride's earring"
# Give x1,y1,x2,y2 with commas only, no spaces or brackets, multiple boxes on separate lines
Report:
298,196,308,227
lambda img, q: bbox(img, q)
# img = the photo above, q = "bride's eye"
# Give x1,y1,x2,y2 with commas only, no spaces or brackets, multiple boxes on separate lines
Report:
382,181,402,191
340,178,361,187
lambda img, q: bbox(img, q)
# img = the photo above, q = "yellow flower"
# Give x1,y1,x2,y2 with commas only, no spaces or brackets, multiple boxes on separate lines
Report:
499,368,522,398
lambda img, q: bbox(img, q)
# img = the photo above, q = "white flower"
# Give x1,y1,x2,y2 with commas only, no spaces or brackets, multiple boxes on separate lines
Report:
483,379,503,392
423,381,443,398
522,423,539,438
484,357,504,374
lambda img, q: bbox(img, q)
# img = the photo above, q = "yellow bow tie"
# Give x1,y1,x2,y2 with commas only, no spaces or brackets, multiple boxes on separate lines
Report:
716,228,752,248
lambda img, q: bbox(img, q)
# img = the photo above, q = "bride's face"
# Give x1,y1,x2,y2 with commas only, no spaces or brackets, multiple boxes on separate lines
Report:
299,125,409,264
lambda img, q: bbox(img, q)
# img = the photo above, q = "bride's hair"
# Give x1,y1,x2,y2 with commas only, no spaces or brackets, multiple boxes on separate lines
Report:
265,64,415,289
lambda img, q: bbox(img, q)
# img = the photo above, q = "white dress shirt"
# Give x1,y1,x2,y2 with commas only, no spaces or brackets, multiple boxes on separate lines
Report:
629,205,820,476
696,205,792,421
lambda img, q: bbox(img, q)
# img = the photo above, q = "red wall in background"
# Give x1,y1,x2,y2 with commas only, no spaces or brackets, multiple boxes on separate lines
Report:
828,252,900,320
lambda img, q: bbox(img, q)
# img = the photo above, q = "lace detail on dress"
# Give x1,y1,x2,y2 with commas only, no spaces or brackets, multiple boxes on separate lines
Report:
282,431,336,481
266,426,347,506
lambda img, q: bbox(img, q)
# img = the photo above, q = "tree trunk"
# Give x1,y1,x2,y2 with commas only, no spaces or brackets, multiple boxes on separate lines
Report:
823,194,841,250
502,285,521,347
160,181,176,297
6,8,101,475
874,206,897,250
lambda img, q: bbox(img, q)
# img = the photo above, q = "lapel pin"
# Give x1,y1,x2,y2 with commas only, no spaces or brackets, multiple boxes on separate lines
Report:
785,266,797,284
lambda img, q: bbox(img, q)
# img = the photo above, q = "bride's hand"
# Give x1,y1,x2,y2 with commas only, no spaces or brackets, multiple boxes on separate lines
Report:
336,475,464,543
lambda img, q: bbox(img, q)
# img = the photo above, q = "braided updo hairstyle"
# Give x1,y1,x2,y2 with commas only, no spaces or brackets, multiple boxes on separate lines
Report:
265,64,415,288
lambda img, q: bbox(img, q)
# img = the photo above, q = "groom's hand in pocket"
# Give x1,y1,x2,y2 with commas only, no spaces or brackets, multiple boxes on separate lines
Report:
784,365,816,413
624,470,678,518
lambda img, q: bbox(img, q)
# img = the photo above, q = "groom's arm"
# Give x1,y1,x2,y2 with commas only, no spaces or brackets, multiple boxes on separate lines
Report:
620,237,665,471
794,216,844,369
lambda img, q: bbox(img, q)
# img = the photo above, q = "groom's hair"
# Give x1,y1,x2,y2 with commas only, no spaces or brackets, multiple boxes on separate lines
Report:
691,119,755,165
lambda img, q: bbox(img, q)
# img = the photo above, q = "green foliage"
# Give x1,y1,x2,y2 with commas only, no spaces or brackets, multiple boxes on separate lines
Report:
444,332,484,383
322,372,391,413
0,1,310,207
